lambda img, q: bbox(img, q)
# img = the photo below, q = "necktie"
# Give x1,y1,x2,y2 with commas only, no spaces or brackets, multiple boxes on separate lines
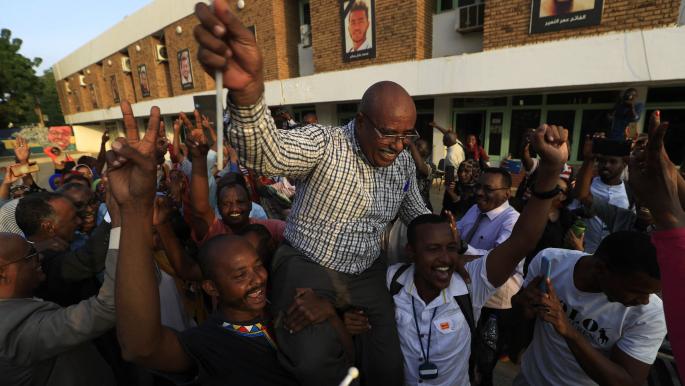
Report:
463,213,487,245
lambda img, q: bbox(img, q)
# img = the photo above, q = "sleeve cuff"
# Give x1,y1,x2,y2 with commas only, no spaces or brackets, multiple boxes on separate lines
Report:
109,227,121,249
228,95,267,119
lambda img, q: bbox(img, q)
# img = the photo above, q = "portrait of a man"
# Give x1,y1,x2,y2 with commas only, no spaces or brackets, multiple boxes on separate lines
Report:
178,49,194,89
110,75,120,103
138,64,150,97
530,0,604,34
341,0,376,62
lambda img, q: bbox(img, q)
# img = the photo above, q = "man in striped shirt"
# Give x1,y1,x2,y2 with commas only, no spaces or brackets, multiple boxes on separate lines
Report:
195,3,430,384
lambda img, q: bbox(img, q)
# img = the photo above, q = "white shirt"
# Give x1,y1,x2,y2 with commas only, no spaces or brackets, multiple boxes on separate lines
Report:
521,249,666,386
348,38,372,52
388,255,496,386
458,202,521,309
585,177,629,253
445,141,465,174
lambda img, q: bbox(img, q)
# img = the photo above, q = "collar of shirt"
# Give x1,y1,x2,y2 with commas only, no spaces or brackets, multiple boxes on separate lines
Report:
483,200,512,221
396,264,469,309
344,119,375,166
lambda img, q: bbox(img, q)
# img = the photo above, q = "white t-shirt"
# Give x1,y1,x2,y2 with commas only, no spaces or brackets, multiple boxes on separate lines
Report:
521,248,666,386
387,254,496,386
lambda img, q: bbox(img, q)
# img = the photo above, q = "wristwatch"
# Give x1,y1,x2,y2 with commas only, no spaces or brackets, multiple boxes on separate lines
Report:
531,184,562,200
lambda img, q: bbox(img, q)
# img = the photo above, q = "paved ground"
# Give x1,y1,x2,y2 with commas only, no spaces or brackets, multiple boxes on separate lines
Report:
429,181,520,385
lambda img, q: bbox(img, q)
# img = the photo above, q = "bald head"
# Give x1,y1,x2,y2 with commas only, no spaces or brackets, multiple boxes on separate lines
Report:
198,235,256,280
356,81,417,167
0,233,28,264
359,81,416,121
443,132,457,147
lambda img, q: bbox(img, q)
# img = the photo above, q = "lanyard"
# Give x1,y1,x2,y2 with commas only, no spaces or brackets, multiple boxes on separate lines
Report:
411,297,437,364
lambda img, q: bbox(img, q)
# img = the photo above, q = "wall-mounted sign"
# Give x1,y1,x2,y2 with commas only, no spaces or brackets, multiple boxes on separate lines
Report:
529,0,604,34
341,0,376,62
178,48,194,90
138,64,150,97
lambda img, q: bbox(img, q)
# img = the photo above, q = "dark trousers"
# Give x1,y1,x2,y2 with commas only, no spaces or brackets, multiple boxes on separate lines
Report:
475,307,514,386
270,244,404,386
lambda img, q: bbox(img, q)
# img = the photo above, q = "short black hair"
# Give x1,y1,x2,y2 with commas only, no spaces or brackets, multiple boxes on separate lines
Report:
58,182,90,194
407,214,448,246
595,231,660,279
481,167,512,188
350,1,369,19
15,192,64,237
77,155,97,168
216,172,249,203
198,234,253,281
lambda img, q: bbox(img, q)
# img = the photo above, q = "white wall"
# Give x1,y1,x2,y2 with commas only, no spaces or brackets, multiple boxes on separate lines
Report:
298,44,314,77
432,10,483,58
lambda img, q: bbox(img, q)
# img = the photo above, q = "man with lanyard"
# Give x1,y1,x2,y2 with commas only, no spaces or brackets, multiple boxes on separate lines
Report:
386,123,569,385
194,2,430,384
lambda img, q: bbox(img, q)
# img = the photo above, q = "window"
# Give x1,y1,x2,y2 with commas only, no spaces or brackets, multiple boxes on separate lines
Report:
647,87,685,103
547,91,620,105
509,109,541,159
437,0,455,12
299,0,311,47
453,97,506,108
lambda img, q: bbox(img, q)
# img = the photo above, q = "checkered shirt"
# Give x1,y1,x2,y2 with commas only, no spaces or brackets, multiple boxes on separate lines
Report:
229,97,430,274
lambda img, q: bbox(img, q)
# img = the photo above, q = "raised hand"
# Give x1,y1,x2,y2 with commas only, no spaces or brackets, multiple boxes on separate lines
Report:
628,111,684,229
444,210,471,284
180,111,206,144
105,101,159,212
194,0,264,105
532,124,569,169
14,136,30,164
153,196,173,226
102,129,110,144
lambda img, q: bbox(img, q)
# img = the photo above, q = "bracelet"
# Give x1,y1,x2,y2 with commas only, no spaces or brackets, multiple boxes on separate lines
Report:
531,184,562,199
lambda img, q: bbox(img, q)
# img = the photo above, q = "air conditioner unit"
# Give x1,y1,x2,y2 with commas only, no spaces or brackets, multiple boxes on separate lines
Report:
121,57,132,72
79,75,87,87
155,44,168,62
455,2,485,33
300,24,311,47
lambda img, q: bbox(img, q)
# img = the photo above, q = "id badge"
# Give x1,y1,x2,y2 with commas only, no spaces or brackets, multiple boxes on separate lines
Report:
418,362,438,380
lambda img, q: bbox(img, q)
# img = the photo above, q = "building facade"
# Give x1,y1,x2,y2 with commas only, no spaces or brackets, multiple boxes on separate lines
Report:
53,0,685,166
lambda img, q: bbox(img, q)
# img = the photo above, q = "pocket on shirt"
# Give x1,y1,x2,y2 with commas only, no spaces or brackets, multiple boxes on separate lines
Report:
434,315,459,334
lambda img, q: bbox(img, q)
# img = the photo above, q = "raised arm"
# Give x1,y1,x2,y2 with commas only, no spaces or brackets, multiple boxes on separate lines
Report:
575,135,597,206
407,141,432,177
153,196,203,282
94,130,109,175
195,2,326,178
629,110,685,364
184,120,215,241
109,102,192,373
428,121,451,135
486,124,568,287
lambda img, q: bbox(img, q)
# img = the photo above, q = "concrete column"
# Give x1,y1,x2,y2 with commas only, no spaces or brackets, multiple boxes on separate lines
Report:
431,96,451,166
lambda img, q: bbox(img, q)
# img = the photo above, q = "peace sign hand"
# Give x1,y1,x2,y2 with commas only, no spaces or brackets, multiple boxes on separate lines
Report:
105,101,159,212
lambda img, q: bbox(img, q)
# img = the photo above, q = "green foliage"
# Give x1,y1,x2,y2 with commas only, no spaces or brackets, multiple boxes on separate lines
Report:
0,28,44,129
40,69,65,126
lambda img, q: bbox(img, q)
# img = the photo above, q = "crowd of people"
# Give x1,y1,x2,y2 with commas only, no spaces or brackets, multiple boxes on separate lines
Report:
1,2,685,386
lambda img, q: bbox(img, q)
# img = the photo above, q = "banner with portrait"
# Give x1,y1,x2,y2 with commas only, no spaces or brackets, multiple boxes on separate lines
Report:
529,0,604,34
138,64,150,97
177,48,194,89
341,0,376,62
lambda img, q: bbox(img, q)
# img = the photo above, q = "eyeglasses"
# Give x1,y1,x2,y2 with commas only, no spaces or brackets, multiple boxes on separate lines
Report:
363,114,420,142
474,184,509,194
0,243,41,269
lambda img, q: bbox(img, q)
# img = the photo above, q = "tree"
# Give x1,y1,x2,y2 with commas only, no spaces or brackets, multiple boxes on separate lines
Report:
39,69,65,126
0,28,43,129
